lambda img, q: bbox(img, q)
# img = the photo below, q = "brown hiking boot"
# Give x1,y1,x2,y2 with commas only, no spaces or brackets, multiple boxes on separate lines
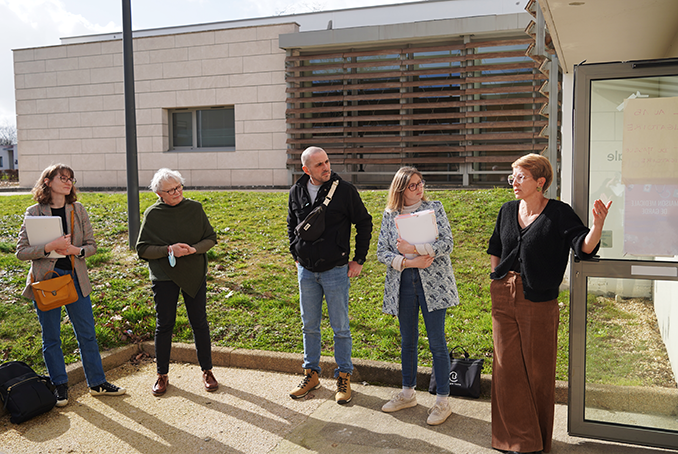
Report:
335,372,352,404
289,369,320,399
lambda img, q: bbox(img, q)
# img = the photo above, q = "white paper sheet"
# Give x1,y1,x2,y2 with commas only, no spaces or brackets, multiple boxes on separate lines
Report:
24,216,65,258
395,209,438,258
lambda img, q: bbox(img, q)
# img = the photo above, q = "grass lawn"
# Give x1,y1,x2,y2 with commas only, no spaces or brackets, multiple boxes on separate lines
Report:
0,187,578,382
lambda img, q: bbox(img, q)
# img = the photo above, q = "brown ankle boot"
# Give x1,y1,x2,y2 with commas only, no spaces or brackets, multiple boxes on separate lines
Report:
289,368,320,399
203,370,219,392
335,372,352,405
152,374,168,396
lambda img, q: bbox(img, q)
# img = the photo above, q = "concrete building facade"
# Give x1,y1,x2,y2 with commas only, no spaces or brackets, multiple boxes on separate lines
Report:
13,0,545,189
14,22,296,189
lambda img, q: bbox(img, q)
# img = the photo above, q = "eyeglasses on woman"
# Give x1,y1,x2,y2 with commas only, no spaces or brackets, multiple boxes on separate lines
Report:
407,180,425,191
161,184,183,195
507,174,530,185
58,175,77,184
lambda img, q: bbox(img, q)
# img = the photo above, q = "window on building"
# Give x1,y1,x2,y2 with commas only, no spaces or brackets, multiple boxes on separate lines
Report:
169,106,235,151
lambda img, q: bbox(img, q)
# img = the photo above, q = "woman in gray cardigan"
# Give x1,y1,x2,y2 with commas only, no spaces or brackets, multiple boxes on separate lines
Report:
377,167,459,426
16,164,125,408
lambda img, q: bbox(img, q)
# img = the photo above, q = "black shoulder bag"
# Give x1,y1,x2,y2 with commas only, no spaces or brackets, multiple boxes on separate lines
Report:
0,361,56,424
428,345,485,399
294,180,339,242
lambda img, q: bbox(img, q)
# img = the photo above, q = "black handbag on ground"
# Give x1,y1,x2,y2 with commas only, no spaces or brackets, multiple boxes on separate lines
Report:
294,179,339,241
0,361,56,424
429,345,485,399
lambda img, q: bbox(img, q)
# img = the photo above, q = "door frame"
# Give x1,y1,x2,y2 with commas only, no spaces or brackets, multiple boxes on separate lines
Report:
569,59,678,449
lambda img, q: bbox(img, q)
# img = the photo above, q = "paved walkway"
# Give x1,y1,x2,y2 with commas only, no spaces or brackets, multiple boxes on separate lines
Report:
0,344,674,453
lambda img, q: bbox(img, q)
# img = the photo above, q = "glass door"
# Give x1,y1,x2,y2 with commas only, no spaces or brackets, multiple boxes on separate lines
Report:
570,61,678,449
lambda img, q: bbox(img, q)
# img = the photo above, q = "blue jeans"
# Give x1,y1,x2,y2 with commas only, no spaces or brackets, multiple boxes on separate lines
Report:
399,268,450,395
297,263,352,376
34,267,106,388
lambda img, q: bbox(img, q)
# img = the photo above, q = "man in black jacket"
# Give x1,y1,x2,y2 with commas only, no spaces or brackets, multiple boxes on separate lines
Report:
287,146,372,404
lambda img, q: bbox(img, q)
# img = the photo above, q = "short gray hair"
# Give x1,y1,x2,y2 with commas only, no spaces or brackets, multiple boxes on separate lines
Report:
301,146,325,167
149,168,185,193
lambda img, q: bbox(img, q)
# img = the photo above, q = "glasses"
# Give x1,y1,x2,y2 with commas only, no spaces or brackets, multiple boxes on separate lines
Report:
507,174,530,185
161,184,183,195
58,175,77,185
407,180,425,191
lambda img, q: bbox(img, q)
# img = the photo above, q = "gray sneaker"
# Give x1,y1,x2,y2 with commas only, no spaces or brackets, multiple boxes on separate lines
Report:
381,391,417,412
426,400,452,425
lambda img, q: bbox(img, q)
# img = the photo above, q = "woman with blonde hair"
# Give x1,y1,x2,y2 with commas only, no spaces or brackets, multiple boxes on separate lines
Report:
488,153,611,453
377,167,459,426
16,164,126,407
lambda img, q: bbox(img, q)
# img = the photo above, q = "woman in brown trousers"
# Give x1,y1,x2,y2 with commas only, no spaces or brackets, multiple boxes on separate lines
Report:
487,154,611,454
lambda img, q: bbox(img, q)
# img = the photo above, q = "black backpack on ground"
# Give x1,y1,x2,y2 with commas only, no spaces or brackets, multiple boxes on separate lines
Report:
0,361,56,424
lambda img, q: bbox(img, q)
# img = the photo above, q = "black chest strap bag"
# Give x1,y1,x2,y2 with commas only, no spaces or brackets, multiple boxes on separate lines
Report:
294,179,339,242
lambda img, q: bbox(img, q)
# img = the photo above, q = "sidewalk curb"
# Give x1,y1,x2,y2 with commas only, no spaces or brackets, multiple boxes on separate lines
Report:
85,341,568,403
2,341,568,420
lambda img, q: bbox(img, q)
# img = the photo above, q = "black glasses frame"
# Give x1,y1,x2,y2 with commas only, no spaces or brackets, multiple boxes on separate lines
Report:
161,184,184,195
407,180,426,191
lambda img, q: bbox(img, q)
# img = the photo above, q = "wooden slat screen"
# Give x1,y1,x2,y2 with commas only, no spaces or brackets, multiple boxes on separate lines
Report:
285,36,549,187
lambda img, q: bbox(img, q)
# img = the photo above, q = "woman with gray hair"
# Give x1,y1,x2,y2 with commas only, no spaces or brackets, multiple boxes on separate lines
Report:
136,168,219,396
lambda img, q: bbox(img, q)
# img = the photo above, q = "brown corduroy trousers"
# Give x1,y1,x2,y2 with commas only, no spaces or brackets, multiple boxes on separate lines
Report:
490,272,559,454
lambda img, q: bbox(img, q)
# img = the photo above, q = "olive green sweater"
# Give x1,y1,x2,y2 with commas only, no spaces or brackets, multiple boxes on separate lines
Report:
136,198,217,298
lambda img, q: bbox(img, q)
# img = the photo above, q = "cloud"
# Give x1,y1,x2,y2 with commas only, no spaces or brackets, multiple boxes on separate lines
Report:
0,0,122,127
0,0,417,127
3,0,117,37
249,0,418,18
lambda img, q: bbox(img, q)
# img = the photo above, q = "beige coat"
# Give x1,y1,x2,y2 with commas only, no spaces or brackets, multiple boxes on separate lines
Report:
16,202,97,300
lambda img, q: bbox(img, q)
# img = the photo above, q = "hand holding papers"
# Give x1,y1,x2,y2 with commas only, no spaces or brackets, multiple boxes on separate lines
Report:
23,216,66,258
395,209,438,258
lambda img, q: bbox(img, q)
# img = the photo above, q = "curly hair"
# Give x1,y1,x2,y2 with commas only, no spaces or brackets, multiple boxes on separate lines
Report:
385,166,428,212
32,164,78,205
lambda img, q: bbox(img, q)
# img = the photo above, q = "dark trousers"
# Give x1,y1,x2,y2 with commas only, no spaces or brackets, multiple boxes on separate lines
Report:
152,279,212,375
490,272,558,454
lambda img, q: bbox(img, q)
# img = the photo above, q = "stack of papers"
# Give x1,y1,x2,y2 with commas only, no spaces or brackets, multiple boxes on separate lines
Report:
395,209,438,258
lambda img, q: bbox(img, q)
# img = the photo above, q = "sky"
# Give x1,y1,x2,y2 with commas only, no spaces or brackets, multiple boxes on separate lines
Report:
0,0,419,131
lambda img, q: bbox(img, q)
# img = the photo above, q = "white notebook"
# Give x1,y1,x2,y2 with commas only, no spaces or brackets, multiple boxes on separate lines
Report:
24,216,66,258
395,209,438,258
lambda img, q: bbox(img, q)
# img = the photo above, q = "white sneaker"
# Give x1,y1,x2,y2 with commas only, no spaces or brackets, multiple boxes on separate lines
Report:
381,391,417,413
426,400,452,425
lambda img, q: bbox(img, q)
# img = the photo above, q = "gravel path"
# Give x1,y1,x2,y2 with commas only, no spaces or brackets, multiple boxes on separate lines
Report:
0,360,331,454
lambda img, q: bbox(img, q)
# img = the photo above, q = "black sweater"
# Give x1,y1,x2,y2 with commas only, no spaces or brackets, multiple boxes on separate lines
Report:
487,199,598,302
287,172,372,272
